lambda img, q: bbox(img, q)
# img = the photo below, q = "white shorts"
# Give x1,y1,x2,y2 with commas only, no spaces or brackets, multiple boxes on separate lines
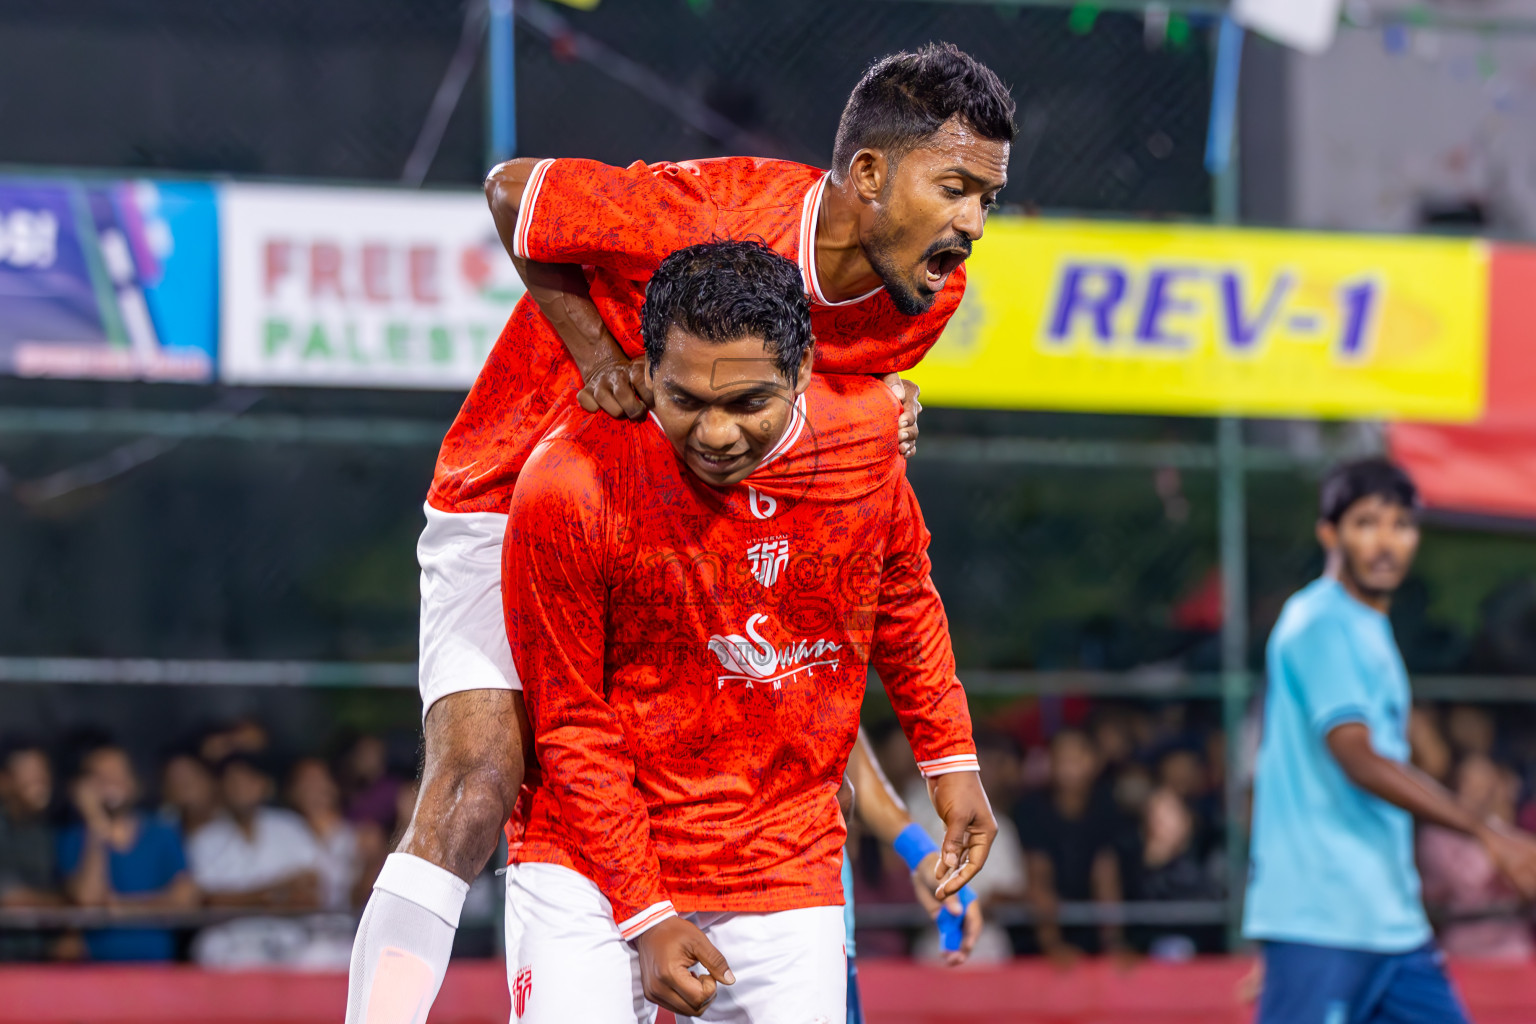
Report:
417,505,521,719
504,862,846,1024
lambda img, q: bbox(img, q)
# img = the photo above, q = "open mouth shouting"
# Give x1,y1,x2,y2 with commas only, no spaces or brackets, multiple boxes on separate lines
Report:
921,237,972,291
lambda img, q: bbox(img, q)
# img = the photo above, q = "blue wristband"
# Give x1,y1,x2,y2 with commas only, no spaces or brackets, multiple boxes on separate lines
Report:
937,885,978,952
892,823,939,873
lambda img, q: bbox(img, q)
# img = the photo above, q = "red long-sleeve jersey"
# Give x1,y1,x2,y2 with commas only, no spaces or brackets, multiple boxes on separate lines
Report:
429,156,965,516
503,374,978,937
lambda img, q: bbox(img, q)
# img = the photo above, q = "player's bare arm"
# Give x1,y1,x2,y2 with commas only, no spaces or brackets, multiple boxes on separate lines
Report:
1327,722,1536,897
485,158,649,418
847,727,984,963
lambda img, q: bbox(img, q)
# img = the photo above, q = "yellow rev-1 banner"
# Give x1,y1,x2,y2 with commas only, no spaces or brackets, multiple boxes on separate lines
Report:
910,218,1488,422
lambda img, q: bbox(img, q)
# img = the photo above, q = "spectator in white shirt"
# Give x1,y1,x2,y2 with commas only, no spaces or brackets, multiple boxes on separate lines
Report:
286,758,369,911
186,754,323,967
188,754,322,907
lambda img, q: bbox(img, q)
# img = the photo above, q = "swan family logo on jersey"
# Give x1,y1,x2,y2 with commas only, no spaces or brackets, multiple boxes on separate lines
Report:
707,612,842,691
746,538,790,587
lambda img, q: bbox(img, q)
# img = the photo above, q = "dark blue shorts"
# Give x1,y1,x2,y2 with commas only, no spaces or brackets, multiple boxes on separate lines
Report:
1256,940,1470,1024
847,957,863,1024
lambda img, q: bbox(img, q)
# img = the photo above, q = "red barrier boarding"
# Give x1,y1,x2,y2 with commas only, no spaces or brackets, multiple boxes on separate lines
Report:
3,958,1535,1024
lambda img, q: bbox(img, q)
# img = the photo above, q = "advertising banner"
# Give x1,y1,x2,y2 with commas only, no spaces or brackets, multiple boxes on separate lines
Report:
1390,244,1536,521
219,184,524,389
0,179,217,382
912,218,1488,423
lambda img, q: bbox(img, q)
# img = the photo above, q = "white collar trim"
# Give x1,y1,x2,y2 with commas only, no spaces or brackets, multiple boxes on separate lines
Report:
798,175,882,308
753,392,808,474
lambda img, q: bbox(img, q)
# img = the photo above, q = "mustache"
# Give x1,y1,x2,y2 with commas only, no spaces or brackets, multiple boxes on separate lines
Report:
1350,553,1404,581
920,235,973,263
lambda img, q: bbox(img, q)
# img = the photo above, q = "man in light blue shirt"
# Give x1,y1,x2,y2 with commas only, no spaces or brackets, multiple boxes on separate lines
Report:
1246,458,1536,1023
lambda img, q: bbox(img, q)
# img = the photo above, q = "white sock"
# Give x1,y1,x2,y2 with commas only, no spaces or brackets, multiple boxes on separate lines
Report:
346,853,470,1024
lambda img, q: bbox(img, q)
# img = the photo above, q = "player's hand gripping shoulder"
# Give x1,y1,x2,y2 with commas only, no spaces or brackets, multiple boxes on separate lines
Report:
577,349,653,420
634,917,736,1017
883,373,921,458
928,771,998,900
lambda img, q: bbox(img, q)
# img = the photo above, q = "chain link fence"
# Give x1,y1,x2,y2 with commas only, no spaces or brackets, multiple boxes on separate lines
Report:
3,389,1531,682
0,0,1215,213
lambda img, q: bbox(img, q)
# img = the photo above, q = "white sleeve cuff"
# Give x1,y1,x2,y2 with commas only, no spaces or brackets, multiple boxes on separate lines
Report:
511,158,557,261
917,754,981,778
373,853,471,929
617,901,677,941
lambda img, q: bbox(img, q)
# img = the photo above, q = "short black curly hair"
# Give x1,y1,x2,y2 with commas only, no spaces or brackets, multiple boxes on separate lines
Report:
831,42,1016,181
1319,458,1420,524
642,239,812,386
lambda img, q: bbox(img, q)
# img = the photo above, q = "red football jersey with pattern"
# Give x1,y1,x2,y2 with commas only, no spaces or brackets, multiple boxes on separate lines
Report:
502,374,978,934
428,156,965,516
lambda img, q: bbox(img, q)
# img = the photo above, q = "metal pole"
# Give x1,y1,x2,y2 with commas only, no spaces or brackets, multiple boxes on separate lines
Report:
1209,15,1249,950
1217,417,1250,948
487,0,516,165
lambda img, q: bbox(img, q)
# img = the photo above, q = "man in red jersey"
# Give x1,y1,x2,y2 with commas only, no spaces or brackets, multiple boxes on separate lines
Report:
505,240,995,1022
345,44,1012,1024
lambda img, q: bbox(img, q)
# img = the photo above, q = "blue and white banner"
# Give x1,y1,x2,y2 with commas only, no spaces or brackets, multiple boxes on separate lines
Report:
0,176,523,390
0,179,217,382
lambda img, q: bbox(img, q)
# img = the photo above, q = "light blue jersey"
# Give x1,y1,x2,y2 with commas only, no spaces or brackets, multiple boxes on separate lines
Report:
841,847,857,959
1243,576,1431,953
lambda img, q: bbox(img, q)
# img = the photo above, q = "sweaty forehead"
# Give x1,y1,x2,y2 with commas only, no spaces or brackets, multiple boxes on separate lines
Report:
906,118,1010,185
659,331,790,392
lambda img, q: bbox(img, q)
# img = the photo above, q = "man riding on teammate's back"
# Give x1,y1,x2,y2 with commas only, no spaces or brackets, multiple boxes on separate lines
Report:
345,44,1014,1024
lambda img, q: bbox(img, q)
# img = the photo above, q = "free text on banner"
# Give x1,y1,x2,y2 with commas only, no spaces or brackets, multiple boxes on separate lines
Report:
910,218,1488,422
220,184,525,389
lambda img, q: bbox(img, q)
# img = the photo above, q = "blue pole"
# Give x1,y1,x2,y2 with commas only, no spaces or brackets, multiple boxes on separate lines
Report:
1204,15,1244,180
487,0,516,164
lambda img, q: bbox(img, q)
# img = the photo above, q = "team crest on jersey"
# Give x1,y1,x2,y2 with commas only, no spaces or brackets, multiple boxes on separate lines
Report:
707,612,842,691
513,965,532,1018
747,486,778,520
747,537,790,587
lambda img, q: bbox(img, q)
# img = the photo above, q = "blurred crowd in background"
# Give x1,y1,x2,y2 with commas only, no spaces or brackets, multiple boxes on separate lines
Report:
5,696,1535,967
0,722,419,967
852,696,1536,966
856,699,1231,966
